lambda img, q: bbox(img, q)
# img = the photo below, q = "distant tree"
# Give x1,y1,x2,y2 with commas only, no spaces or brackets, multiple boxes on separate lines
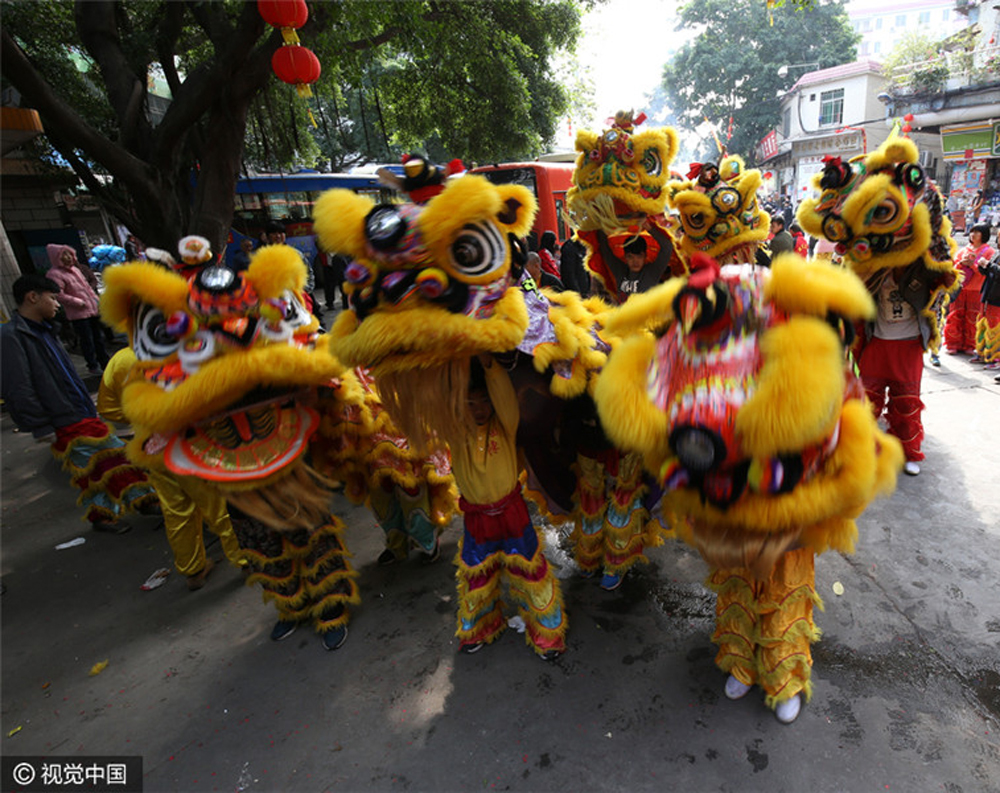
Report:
662,0,859,163
1,0,580,251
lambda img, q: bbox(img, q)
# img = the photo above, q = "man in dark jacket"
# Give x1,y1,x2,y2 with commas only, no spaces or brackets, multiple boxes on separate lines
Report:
1,274,156,529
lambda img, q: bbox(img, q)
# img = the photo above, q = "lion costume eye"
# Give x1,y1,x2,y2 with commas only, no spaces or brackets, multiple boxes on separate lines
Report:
640,148,663,177
688,212,707,230
277,289,311,328
870,198,900,227
134,303,181,361
448,222,506,279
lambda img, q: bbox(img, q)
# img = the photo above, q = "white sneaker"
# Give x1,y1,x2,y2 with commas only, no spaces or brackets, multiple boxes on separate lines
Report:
903,461,920,476
724,674,753,700
775,694,802,724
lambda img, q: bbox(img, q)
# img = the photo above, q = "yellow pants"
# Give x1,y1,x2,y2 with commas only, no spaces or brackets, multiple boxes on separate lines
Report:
145,469,244,576
708,547,821,708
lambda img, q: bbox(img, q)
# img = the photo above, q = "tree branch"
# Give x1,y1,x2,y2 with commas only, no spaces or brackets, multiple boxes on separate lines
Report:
0,28,151,180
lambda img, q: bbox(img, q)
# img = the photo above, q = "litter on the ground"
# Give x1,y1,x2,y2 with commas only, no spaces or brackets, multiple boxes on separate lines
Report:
508,616,526,633
55,537,86,550
141,568,171,591
7,725,22,737
89,660,109,676
832,581,845,596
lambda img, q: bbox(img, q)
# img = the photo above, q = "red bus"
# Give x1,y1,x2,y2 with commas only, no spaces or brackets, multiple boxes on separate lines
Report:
469,161,575,244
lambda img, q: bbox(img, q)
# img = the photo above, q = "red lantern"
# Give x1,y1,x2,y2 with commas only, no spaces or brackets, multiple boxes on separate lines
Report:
258,0,308,43
272,45,321,97
764,171,773,179
903,113,914,122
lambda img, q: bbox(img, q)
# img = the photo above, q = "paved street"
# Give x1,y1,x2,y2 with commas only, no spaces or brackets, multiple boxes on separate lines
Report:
2,342,998,793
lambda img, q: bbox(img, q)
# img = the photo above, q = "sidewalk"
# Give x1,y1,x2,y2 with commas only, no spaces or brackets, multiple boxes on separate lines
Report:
1,345,998,793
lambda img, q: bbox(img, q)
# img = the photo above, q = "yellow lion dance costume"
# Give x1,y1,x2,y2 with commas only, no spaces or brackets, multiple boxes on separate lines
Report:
312,172,623,656
593,246,902,722
797,135,959,467
100,239,453,647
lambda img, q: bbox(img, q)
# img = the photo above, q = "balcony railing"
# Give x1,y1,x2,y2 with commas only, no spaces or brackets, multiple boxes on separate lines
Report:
889,43,999,95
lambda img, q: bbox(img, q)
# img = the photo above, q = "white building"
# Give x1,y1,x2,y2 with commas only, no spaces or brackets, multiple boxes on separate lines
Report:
758,59,944,200
847,0,963,58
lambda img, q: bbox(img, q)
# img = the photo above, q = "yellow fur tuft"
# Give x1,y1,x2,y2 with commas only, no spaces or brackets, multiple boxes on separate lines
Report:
766,255,875,320
312,188,376,260
245,244,308,297
100,263,190,336
736,317,845,457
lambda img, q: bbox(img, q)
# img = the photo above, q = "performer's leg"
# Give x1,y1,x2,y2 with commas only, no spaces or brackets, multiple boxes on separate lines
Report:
455,531,505,650
144,469,210,578
370,482,408,563
503,525,567,657
976,305,1000,364
707,567,760,690
397,482,440,557
756,548,822,716
570,452,607,575
73,318,99,370
303,519,360,638
181,476,245,569
601,451,652,578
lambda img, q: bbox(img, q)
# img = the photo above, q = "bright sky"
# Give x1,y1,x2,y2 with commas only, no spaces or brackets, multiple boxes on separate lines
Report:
552,0,689,150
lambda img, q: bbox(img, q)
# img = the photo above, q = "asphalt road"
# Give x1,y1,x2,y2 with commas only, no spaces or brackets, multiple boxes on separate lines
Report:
1,340,998,793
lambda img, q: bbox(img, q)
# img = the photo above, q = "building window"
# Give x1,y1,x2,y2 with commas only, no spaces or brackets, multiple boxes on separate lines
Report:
918,11,930,24
874,41,881,54
895,14,906,26
860,41,870,55
875,16,883,29
941,8,949,21
819,88,844,126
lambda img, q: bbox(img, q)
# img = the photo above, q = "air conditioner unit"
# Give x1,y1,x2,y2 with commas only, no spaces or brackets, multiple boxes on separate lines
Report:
919,150,934,168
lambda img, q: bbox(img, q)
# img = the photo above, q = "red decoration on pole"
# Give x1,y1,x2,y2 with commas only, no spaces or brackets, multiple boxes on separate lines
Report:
903,113,914,122
271,45,321,97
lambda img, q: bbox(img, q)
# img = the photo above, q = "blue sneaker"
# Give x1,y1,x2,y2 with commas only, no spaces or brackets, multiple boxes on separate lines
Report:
322,625,348,651
600,572,623,591
270,619,298,641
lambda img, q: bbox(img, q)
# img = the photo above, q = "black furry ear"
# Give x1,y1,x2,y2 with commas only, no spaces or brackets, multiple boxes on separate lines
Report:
819,158,852,190
895,162,925,192
508,234,528,280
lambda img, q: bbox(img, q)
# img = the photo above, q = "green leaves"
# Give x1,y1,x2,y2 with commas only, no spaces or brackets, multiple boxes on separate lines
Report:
663,0,859,162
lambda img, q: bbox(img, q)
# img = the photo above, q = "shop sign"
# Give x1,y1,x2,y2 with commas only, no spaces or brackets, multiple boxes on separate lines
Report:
941,122,994,161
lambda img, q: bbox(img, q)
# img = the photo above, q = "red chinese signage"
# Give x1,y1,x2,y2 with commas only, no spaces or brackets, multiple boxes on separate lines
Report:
756,130,779,163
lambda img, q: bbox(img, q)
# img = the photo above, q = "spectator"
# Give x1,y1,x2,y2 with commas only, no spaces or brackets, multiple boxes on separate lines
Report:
44,243,109,374
558,237,591,296
538,230,560,278
768,217,794,257
1,274,157,531
229,237,254,274
314,249,350,311
789,223,809,257
524,251,563,292
945,224,995,356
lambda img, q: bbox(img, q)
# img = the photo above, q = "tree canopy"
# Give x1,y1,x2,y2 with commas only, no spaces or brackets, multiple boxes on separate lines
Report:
661,0,859,163
1,0,581,251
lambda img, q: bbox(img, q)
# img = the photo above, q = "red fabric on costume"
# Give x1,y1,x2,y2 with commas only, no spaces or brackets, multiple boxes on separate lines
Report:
859,337,925,461
459,485,531,543
52,417,111,452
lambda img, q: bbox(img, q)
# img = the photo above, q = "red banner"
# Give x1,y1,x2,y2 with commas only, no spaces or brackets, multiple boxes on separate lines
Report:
756,130,779,163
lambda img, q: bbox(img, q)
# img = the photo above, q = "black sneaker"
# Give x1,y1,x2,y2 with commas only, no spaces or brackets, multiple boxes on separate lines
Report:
421,539,441,565
541,649,563,661
270,619,298,641
322,625,348,651
377,548,402,566
460,642,484,655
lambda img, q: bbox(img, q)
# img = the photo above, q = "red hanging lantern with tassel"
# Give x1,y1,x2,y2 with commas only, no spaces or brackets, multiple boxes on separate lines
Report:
258,0,308,43
271,45,321,97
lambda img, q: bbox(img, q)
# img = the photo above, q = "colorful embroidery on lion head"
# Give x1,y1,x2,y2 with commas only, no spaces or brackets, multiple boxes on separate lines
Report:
796,136,956,276
594,252,902,574
567,110,679,234
666,155,769,266
100,241,351,524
